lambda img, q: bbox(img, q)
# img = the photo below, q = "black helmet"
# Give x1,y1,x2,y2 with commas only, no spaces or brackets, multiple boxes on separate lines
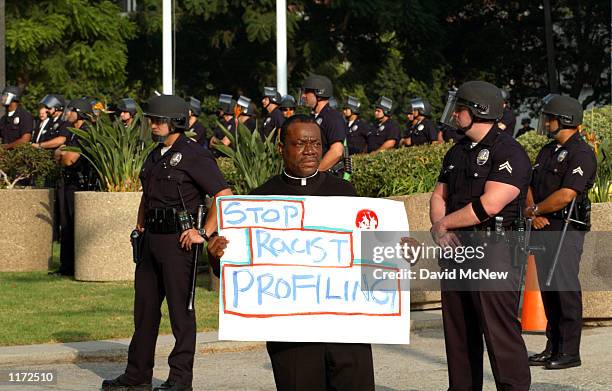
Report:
1,86,21,106
280,95,296,109
236,96,252,115
218,93,235,114
375,96,393,116
144,94,189,130
410,97,432,117
302,75,333,98
241,102,256,116
263,87,282,105
187,96,201,116
541,94,582,127
66,98,94,120
343,95,361,115
40,94,65,110
117,98,138,116
521,117,531,125
454,81,503,121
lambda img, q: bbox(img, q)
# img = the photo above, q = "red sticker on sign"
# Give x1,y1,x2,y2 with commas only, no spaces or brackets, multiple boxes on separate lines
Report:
356,209,379,229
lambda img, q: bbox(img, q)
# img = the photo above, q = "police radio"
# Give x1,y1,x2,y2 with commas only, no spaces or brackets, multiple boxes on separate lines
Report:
177,184,194,232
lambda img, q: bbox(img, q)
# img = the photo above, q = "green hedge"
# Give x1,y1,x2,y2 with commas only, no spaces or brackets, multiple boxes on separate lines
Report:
217,105,611,199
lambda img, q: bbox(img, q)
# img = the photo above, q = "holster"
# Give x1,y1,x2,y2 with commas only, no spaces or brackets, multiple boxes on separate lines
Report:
130,230,144,264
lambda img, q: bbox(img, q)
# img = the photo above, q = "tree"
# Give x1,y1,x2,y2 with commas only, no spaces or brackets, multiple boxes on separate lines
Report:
5,0,135,110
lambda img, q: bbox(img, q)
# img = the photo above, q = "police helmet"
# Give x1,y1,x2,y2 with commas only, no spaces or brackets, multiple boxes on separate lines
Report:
40,94,65,111
263,87,282,105
66,98,95,121
375,96,394,116
237,96,252,115
343,96,361,115
187,96,201,116
541,94,583,127
302,75,333,98
241,102,256,117
280,95,296,109
117,98,138,116
218,93,234,114
1,86,21,106
144,94,189,130
450,81,503,121
521,117,531,125
410,97,432,117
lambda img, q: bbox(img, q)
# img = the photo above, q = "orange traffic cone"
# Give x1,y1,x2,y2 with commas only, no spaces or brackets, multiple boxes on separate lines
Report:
521,255,548,332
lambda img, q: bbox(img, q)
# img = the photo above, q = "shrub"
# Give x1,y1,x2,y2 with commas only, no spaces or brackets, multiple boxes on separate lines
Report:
65,112,156,192
0,144,58,189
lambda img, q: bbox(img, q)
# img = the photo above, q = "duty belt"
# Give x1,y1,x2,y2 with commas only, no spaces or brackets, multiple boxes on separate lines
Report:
145,208,193,234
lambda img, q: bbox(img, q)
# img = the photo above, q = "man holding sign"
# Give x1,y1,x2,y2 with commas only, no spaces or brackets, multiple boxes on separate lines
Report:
205,114,375,391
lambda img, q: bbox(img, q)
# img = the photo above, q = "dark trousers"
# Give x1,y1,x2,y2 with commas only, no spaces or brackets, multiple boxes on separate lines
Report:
266,341,375,391
124,233,196,385
534,228,585,356
57,182,76,275
441,290,531,391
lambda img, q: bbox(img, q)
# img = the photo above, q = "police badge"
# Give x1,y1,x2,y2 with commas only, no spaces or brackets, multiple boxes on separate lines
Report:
13,117,19,125
264,117,271,125
170,152,182,166
417,124,424,131
351,125,358,131
316,117,323,126
477,149,490,166
557,150,568,162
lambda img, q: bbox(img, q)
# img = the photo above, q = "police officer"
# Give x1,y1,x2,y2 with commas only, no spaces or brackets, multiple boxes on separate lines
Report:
237,98,257,132
499,88,516,134
433,80,532,390
301,75,346,171
202,114,375,391
525,94,596,370
515,117,535,138
50,98,98,276
403,97,438,146
117,98,138,128
32,94,72,150
279,95,296,120
262,87,285,140
186,96,207,145
342,95,369,155
0,86,34,148
210,93,236,150
102,95,232,391
367,96,400,153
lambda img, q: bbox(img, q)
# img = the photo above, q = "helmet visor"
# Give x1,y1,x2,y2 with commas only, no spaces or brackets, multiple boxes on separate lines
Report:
537,112,557,135
1,92,16,106
440,91,459,128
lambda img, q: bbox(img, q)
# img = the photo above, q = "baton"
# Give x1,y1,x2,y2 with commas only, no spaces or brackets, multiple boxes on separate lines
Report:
545,198,577,287
188,205,205,312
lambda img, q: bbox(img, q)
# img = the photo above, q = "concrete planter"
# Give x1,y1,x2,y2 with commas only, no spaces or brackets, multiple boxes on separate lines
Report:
0,188,54,272
74,191,141,281
580,201,612,324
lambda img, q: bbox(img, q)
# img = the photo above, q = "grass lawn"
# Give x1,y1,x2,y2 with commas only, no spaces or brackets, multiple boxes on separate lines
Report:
0,243,219,346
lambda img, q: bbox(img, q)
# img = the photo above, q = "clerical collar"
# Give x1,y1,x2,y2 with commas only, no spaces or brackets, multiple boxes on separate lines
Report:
282,170,319,186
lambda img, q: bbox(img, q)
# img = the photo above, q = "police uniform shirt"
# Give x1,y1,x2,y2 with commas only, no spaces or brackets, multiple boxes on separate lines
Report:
367,118,401,152
243,117,257,132
313,103,347,155
140,134,228,213
438,124,531,224
531,132,597,216
0,106,34,144
500,107,516,134
214,117,236,140
439,123,464,143
347,118,369,155
262,107,284,138
32,117,52,143
408,118,437,146
189,119,207,145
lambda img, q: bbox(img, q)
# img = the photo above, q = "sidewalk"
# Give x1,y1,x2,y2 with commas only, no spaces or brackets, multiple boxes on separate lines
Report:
0,310,443,367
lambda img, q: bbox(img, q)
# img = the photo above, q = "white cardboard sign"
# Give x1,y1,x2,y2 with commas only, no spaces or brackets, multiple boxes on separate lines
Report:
217,195,410,344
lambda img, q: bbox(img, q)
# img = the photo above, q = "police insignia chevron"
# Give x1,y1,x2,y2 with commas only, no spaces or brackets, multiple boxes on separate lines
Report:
499,161,513,174
572,166,584,176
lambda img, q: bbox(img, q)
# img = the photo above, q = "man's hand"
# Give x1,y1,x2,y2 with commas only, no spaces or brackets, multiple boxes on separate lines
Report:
179,228,205,251
531,216,550,230
399,236,421,264
207,235,229,260
431,220,461,248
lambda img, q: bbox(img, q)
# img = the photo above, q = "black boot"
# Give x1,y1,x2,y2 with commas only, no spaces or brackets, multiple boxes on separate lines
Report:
545,353,581,369
528,350,554,366
153,380,193,391
101,375,152,390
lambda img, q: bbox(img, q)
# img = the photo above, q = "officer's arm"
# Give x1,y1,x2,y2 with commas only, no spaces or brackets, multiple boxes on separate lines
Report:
374,139,397,152
136,195,145,231
400,137,412,147
319,142,344,171
4,133,32,149
203,188,233,236
39,136,67,150
220,136,231,146
60,150,81,167
429,182,448,225
438,181,520,230
530,188,577,215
